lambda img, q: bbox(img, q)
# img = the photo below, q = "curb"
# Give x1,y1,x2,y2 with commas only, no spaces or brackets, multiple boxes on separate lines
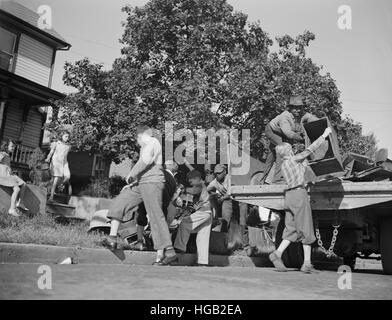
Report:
0,242,273,267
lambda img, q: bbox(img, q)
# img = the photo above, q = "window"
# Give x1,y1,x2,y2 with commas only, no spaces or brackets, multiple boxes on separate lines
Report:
92,154,107,178
0,27,17,72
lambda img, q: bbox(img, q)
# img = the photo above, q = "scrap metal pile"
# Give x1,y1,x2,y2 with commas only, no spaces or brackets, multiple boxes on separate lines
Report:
303,117,392,182
342,151,392,182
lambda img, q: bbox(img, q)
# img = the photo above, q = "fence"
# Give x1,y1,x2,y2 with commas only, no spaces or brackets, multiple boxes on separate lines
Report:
9,143,35,166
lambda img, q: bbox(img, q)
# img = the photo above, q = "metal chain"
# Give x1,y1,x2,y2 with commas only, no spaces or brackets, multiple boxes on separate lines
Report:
314,213,341,258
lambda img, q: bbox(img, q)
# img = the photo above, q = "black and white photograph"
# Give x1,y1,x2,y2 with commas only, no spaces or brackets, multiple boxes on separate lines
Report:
0,0,392,307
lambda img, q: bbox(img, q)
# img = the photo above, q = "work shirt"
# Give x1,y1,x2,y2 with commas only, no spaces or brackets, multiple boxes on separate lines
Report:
128,137,164,184
207,175,229,197
193,184,211,212
281,136,326,189
269,111,301,141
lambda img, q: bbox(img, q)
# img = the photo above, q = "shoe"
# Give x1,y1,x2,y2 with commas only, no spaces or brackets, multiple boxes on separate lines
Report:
16,201,29,211
155,254,178,266
300,263,319,274
195,263,209,267
8,209,20,217
128,240,147,251
152,257,164,265
269,251,288,272
101,237,118,250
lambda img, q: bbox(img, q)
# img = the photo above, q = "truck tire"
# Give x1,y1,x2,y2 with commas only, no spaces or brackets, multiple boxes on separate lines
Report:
380,217,392,275
343,255,357,271
275,212,304,268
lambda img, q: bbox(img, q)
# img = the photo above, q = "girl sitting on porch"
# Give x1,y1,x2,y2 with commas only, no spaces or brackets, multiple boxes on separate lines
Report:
45,130,72,201
0,139,29,217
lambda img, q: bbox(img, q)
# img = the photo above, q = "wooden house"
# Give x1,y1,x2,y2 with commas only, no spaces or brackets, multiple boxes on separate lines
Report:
0,0,71,179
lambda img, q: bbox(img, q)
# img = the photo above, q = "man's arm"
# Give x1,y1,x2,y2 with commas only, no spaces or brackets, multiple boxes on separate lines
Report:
301,112,319,125
206,180,217,193
183,158,195,171
280,119,303,141
127,142,156,182
293,127,332,162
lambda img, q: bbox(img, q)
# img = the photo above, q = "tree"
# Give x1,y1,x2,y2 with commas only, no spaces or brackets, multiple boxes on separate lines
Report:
217,31,345,160
50,0,376,164
337,116,378,158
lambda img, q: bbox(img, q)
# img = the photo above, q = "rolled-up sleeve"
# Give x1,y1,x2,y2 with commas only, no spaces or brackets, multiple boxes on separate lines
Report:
307,136,326,154
280,118,302,141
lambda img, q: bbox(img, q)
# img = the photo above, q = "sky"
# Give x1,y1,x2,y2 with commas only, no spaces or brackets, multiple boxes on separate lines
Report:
11,0,392,154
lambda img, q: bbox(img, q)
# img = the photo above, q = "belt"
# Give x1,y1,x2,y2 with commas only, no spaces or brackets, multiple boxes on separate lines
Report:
286,184,305,191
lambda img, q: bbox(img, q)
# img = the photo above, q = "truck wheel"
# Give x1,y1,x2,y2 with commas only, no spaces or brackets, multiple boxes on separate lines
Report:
275,212,304,268
343,255,356,271
380,217,392,275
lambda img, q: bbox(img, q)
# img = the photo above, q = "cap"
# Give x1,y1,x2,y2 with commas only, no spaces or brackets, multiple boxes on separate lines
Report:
288,95,305,108
214,164,227,174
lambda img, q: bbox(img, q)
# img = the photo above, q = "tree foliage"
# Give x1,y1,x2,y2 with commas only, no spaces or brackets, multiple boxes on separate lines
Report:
50,0,377,163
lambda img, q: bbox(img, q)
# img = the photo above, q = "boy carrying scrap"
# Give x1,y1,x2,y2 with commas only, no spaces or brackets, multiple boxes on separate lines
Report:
268,126,332,273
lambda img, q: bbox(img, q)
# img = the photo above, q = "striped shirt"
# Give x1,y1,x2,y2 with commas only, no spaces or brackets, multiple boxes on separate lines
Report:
281,136,326,189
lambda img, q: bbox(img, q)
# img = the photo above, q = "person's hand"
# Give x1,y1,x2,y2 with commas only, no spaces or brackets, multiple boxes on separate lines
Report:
45,158,50,163
175,197,183,207
121,184,130,192
322,127,332,138
222,192,231,200
125,173,135,185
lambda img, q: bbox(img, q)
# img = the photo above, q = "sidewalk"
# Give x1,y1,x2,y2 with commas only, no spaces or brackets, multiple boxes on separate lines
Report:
1,242,380,271
0,242,272,267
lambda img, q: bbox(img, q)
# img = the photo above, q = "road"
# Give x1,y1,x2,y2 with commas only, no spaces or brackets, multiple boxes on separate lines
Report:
0,262,391,300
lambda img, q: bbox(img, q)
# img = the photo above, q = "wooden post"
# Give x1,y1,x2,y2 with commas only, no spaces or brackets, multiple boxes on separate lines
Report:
227,130,232,193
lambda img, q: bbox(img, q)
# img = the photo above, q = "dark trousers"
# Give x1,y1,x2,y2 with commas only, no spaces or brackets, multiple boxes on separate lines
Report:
260,124,285,184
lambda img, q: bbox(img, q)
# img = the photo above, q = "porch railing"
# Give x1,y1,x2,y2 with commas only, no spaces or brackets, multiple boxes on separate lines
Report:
9,143,35,166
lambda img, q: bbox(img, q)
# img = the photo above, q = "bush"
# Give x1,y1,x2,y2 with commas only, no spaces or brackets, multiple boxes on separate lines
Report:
27,147,46,170
78,175,126,198
79,177,110,198
108,175,127,198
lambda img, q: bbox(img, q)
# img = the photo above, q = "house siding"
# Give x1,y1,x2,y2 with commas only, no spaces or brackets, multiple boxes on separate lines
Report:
2,100,44,147
14,34,53,87
20,108,43,147
2,99,22,141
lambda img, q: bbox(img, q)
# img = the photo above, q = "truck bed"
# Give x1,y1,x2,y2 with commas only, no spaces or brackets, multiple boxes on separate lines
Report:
230,181,392,211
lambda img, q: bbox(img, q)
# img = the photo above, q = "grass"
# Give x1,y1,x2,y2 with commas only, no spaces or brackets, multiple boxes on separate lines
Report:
0,212,104,248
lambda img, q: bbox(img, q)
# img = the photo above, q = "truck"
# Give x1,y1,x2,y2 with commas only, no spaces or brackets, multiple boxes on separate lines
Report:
230,180,392,274
229,118,392,274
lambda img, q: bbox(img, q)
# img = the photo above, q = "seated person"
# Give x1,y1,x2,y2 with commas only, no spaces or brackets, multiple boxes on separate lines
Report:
0,139,28,217
174,170,212,266
207,164,248,250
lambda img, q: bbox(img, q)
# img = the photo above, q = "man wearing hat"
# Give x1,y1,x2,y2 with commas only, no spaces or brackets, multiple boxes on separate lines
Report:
207,164,249,250
260,95,317,184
